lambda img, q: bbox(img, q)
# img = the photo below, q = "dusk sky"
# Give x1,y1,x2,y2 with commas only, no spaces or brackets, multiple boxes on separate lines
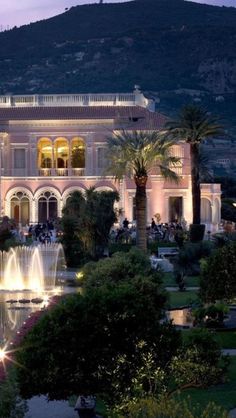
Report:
0,0,235,29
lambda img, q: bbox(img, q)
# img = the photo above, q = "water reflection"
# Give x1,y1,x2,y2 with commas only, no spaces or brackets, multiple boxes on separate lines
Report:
0,292,49,344
0,287,80,345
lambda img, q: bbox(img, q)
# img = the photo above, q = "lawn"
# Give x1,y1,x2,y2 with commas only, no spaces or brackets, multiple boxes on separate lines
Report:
162,273,199,287
168,290,199,308
176,357,236,412
212,331,236,349
182,330,236,349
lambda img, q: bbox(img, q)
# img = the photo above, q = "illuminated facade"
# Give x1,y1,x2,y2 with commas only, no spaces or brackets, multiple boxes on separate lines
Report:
0,89,221,230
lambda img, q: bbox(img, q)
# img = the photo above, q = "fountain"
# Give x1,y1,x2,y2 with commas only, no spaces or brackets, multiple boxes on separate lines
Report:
0,243,65,291
0,243,67,349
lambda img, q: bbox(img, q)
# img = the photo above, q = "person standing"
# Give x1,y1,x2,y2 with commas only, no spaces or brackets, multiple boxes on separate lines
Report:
151,217,156,230
123,218,129,229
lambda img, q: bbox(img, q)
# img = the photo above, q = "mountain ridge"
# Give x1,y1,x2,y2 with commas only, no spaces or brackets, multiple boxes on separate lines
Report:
0,0,236,130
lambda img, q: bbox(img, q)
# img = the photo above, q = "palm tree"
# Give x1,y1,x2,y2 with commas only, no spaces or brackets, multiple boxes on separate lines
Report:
106,130,179,251
166,105,223,226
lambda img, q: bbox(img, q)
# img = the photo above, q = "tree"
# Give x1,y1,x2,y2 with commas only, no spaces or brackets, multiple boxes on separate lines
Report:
62,188,119,263
221,198,236,223
111,329,228,417
166,106,223,226
170,328,228,393
16,280,180,404
61,190,86,266
106,130,179,251
200,242,236,303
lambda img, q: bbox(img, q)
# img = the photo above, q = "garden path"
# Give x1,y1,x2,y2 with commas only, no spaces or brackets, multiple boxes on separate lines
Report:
25,396,78,418
165,286,199,291
25,396,102,418
222,349,236,356
229,408,236,418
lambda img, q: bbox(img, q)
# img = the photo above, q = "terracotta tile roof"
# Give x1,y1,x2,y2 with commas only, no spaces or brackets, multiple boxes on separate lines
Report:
0,106,168,130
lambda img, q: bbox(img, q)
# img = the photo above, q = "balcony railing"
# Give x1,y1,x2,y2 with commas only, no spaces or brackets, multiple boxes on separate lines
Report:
71,168,85,176
0,93,137,107
38,168,85,177
39,168,52,177
200,183,221,193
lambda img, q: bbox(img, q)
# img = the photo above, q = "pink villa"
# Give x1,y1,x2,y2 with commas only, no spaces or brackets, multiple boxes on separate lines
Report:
0,88,221,230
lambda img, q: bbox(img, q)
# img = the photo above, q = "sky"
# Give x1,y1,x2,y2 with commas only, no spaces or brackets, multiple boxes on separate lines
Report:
0,0,235,29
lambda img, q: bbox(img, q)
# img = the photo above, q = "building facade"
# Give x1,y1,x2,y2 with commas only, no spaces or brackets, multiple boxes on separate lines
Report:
0,89,221,230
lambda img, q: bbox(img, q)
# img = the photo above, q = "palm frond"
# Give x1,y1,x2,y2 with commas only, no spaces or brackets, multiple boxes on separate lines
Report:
105,129,180,181
159,165,180,183
166,105,224,144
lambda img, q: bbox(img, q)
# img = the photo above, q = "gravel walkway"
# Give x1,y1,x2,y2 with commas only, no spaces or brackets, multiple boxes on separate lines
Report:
222,349,236,356
229,409,236,418
25,396,78,418
165,286,199,291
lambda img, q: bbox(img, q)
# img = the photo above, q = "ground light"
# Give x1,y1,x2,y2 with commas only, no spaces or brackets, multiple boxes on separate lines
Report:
0,348,6,361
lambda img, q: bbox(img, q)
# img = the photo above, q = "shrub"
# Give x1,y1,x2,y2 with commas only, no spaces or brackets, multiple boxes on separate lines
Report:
200,242,236,303
78,247,163,289
0,368,27,418
171,328,229,390
193,303,229,328
173,240,214,277
213,231,236,248
108,242,133,255
115,397,228,418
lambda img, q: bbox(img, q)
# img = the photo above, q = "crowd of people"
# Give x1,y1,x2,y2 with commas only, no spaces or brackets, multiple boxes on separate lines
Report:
12,219,58,244
110,217,187,244
148,217,187,242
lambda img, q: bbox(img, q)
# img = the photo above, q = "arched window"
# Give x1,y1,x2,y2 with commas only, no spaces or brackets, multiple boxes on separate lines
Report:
37,138,52,169
55,137,69,169
38,191,58,223
10,192,30,225
62,187,86,208
71,137,85,168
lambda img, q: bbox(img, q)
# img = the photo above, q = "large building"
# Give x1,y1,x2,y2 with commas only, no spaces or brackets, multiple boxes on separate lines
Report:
0,88,221,230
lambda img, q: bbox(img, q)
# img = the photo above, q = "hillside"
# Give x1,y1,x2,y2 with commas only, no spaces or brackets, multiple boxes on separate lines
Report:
0,0,236,130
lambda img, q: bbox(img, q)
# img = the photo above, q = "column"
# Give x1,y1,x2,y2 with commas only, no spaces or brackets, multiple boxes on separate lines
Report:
29,135,37,176
58,198,63,218
146,192,151,224
31,199,36,224
68,138,72,176
128,194,133,222
0,135,4,215
118,178,125,219
52,139,56,176
164,196,169,223
85,136,93,176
